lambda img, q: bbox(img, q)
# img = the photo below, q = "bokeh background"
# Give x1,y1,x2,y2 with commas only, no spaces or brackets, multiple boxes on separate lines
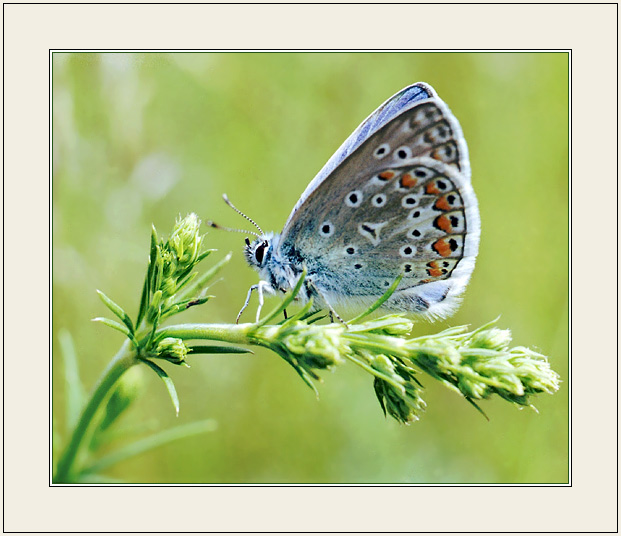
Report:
52,52,568,483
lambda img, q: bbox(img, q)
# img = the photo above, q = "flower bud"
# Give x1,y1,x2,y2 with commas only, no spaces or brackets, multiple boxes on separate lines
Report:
155,337,189,364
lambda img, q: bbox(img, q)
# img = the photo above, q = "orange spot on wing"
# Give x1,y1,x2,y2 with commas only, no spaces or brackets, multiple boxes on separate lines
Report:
432,238,452,257
400,173,417,188
434,215,452,232
434,196,451,211
426,181,440,195
427,268,444,277
378,170,395,180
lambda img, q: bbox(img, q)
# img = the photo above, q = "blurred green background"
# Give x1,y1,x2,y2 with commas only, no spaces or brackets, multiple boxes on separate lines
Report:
52,52,568,483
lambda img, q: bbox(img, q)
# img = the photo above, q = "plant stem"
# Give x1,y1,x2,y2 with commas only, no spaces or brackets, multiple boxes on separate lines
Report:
159,323,253,344
53,340,139,483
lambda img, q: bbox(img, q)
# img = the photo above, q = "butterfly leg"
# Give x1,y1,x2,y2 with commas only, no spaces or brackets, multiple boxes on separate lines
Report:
236,285,256,323
308,281,348,327
236,280,271,324
254,280,273,322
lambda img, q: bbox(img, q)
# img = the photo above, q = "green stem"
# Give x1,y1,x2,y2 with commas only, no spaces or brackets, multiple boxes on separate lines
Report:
158,323,253,344
53,340,139,483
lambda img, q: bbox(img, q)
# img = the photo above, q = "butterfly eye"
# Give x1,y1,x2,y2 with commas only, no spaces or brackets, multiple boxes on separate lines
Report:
255,242,268,264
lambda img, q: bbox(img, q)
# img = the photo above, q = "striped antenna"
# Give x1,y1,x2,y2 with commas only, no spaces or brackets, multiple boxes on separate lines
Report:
222,194,265,236
206,220,261,239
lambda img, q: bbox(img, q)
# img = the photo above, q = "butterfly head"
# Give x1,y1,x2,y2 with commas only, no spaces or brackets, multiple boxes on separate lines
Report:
209,194,280,276
244,235,272,269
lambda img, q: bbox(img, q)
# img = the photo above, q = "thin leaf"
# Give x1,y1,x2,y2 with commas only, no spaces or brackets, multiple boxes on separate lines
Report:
82,419,217,475
285,359,320,396
152,247,164,296
137,225,159,325
373,377,388,417
159,296,213,321
172,270,198,295
195,249,216,263
307,314,329,325
136,272,150,328
140,359,179,416
92,317,138,347
258,268,307,327
280,297,314,325
136,227,159,327
176,252,232,302
143,305,162,349
297,309,327,323
464,396,490,421
188,345,253,355
58,329,86,431
96,290,135,334
183,296,212,309
149,225,158,280
350,273,403,324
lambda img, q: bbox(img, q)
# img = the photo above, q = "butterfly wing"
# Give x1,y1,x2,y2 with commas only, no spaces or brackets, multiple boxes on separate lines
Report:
284,83,440,227
278,83,480,318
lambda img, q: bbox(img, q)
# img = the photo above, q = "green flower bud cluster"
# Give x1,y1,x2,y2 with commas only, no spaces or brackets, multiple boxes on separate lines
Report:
140,214,213,327
250,309,560,424
252,321,348,390
404,323,561,410
155,337,190,365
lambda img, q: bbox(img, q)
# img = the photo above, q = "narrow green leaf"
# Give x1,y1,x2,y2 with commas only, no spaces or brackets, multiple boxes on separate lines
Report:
141,359,180,416
350,273,404,324
82,419,217,475
160,296,213,321
145,225,158,294
143,305,162,350
152,248,164,295
195,249,216,263
307,314,328,325
373,377,388,417
282,297,314,324
183,296,212,308
188,345,253,355
92,318,139,348
176,252,232,302
173,270,198,295
92,317,130,337
258,267,307,327
96,290,135,334
58,329,86,431
287,361,320,396
136,273,150,328
297,309,327,323
464,396,490,421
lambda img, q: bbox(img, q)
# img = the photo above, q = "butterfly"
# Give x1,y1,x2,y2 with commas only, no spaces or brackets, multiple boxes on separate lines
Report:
215,82,480,323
